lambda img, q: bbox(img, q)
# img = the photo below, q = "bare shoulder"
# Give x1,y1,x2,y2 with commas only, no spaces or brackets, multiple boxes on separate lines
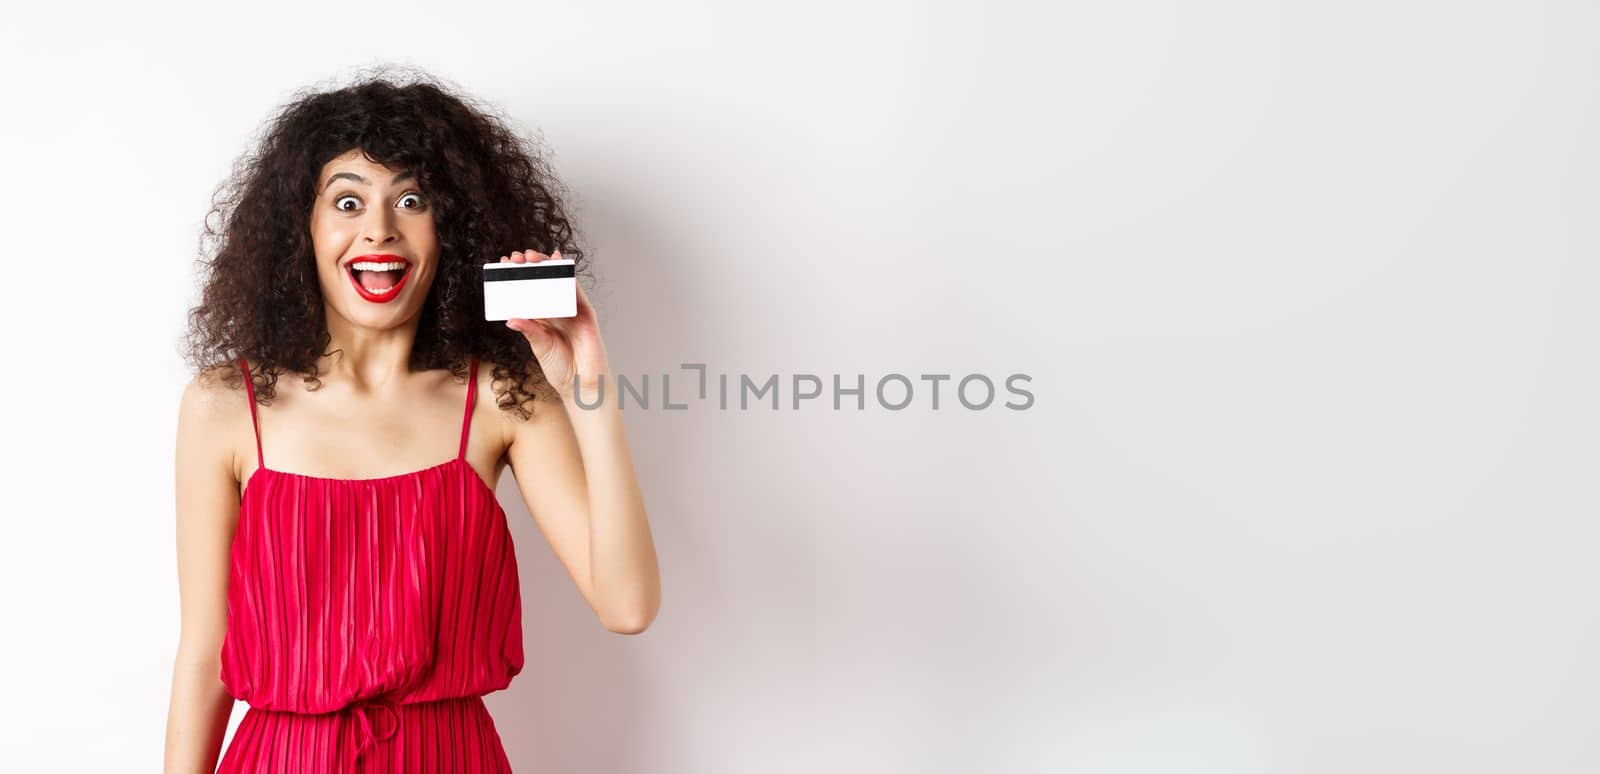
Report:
180,362,249,423
177,361,251,484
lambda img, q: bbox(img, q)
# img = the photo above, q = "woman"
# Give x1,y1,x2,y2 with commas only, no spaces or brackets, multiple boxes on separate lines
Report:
163,70,661,772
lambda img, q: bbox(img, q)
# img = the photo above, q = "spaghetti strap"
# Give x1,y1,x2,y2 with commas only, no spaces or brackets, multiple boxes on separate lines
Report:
458,356,479,461
238,357,264,469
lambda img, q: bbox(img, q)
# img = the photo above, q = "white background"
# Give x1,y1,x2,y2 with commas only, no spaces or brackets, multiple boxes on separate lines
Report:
2,1,1596,772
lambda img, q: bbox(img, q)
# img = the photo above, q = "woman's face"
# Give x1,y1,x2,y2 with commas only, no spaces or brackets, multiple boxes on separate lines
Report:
309,149,440,327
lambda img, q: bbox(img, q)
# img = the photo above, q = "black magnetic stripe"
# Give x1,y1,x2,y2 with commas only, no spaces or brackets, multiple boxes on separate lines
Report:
484,263,577,281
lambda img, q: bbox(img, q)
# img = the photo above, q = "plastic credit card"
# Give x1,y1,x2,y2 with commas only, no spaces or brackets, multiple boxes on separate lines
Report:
483,258,577,320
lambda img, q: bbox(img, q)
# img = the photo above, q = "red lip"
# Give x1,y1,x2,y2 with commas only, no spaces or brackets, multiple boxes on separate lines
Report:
345,253,412,268
345,254,413,304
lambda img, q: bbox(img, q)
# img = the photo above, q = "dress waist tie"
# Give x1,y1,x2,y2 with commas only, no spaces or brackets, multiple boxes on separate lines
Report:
347,696,401,767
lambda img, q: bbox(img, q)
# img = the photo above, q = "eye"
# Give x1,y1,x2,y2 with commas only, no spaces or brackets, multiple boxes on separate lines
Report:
334,195,361,212
398,192,425,209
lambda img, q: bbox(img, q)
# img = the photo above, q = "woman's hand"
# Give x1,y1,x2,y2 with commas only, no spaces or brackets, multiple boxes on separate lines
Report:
501,249,610,400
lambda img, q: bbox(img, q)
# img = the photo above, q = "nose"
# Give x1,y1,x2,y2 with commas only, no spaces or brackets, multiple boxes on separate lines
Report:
360,208,399,245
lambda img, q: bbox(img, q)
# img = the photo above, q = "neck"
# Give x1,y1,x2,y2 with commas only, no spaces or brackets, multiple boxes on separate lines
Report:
318,306,422,391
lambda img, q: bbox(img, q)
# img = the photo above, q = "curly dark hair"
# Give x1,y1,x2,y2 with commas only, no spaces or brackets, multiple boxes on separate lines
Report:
181,65,589,419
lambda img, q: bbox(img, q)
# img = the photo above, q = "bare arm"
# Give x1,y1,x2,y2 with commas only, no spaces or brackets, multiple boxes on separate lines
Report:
163,370,243,773
497,366,660,634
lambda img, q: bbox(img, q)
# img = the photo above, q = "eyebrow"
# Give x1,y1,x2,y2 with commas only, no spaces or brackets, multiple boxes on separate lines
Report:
322,169,416,193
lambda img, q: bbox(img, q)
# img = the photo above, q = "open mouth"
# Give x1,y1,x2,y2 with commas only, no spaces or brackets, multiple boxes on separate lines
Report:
346,258,412,300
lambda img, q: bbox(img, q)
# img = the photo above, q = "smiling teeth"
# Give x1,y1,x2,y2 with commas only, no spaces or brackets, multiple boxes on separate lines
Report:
350,261,408,271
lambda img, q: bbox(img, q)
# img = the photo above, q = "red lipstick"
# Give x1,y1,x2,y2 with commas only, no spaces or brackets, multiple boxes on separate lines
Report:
345,254,412,304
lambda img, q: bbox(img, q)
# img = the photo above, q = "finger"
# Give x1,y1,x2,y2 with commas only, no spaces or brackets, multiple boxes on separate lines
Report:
509,318,558,359
533,320,569,363
539,313,573,337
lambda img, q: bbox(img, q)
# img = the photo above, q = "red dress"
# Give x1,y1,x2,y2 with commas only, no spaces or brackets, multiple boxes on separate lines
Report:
216,356,524,772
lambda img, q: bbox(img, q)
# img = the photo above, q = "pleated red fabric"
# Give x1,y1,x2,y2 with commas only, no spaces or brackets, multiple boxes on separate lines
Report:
217,356,525,772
